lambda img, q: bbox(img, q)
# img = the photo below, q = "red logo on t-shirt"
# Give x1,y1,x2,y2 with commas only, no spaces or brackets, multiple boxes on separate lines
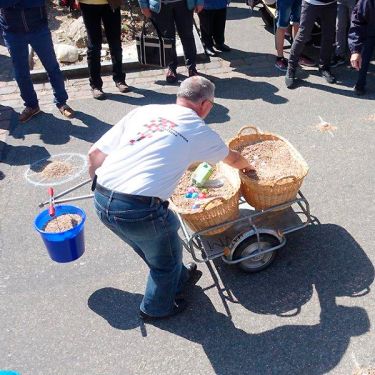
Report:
129,117,178,145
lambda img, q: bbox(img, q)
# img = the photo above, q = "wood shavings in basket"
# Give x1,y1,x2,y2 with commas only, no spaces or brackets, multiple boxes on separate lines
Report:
237,140,304,181
353,368,375,375
172,168,235,211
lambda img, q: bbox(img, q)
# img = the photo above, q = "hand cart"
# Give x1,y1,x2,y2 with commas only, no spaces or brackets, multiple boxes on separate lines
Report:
177,191,312,273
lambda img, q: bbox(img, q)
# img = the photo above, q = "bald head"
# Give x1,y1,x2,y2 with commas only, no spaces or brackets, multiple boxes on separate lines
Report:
177,76,215,104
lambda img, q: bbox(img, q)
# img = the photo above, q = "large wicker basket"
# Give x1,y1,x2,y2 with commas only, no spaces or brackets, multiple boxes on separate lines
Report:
228,126,309,210
170,162,241,236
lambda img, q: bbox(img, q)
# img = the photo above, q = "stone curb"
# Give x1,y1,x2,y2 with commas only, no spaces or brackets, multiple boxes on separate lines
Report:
30,29,207,82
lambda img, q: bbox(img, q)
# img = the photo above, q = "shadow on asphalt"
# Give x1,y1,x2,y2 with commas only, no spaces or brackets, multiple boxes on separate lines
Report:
7,110,111,148
0,49,13,82
226,5,255,21
202,72,288,105
88,223,373,374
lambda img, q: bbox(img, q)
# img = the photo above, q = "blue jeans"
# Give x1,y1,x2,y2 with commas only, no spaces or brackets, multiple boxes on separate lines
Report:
94,187,189,317
276,0,302,28
356,37,375,89
3,25,68,108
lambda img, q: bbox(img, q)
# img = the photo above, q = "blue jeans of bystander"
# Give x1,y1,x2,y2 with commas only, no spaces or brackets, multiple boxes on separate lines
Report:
94,187,190,317
3,24,68,108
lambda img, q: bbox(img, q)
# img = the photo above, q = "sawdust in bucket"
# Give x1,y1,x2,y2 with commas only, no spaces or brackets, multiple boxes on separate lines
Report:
43,214,82,233
237,140,304,181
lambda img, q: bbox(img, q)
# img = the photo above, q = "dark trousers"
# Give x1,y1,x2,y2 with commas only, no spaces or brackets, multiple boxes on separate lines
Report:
152,1,196,71
289,1,337,69
3,25,68,108
80,3,125,89
356,37,375,88
198,8,227,48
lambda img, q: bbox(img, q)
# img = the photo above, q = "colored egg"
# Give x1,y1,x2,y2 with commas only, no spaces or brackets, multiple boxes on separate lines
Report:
192,192,199,198
185,193,193,198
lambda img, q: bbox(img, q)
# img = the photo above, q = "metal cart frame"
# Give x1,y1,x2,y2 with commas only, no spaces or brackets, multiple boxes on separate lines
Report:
177,191,312,272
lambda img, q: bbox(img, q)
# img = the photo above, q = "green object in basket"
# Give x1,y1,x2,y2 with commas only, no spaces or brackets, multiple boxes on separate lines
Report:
191,162,213,187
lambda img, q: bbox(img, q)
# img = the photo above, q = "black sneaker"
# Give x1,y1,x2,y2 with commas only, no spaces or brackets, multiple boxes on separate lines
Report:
91,88,106,100
319,67,336,84
166,68,178,84
139,299,188,321
331,55,346,68
285,66,296,88
354,84,366,96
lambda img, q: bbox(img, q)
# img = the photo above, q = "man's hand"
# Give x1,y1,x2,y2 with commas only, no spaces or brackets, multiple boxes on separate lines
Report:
350,53,362,71
141,7,152,18
195,5,203,13
242,164,256,174
223,149,254,171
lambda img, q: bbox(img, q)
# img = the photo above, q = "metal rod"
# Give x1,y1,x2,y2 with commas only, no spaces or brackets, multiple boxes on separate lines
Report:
38,178,92,207
53,194,94,205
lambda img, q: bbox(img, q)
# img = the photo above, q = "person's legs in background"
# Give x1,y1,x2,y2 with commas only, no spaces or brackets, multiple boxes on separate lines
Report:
30,25,74,118
101,5,129,93
172,1,197,76
80,3,106,99
332,0,355,66
275,0,292,71
213,7,231,51
285,1,318,87
151,4,179,83
317,2,337,83
2,31,40,122
355,37,375,95
198,8,217,56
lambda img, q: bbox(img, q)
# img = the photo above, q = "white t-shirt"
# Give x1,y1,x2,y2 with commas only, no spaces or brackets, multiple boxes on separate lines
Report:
94,104,229,200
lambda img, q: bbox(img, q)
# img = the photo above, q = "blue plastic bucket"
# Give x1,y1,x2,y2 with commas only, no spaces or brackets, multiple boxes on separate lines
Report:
34,205,86,263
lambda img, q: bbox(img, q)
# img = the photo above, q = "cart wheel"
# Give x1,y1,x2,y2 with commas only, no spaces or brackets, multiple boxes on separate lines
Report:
233,234,279,273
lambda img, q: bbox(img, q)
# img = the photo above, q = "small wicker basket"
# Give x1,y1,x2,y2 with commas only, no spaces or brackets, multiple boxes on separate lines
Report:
170,162,241,236
228,126,309,210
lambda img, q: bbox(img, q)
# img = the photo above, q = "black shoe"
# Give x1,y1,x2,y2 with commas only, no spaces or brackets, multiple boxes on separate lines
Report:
204,46,217,57
166,68,178,84
214,43,231,52
319,67,336,84
91,88,106,100
139,299,188,321
176,263,202,299
354,84,366,96
330,55,346,68
285,67,296,88
115,81,130,93
188,68,199,77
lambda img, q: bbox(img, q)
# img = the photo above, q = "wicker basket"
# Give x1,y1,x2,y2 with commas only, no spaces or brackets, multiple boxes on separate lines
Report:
170,162,241,236
228,126,309,210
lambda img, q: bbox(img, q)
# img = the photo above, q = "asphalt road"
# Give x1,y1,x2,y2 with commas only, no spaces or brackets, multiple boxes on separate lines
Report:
1,3,375,375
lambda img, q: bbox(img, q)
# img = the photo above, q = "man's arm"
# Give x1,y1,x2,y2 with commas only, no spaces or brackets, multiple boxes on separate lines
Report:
88,146,107,179
223,149,254,171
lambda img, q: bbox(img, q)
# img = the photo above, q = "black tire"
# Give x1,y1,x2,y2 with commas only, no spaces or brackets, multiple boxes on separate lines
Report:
233,233,280,273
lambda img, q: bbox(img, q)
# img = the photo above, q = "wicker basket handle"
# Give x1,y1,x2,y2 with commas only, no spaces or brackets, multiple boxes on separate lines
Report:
237,126,261,137
201,197,226,211
273,175,297,186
